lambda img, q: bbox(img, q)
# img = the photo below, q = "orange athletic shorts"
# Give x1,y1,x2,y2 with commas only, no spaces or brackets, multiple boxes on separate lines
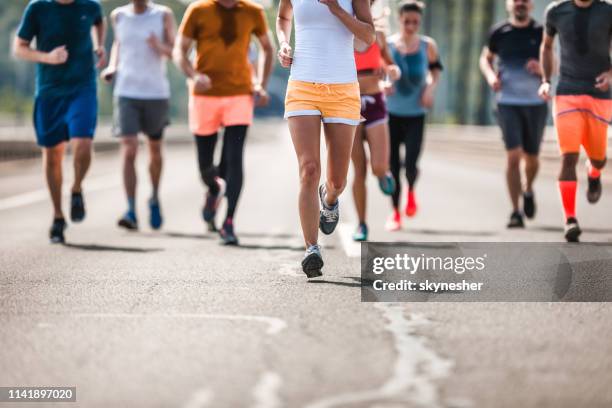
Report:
189,94,254,136
284,80,362,126
553,95,612,161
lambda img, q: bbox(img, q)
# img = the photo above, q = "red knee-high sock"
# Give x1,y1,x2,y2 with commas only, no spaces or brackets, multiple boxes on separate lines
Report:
587,161,601,178
559,181,577,220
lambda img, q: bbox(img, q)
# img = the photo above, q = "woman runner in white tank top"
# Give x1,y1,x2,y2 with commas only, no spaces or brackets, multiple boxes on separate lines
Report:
276,0,375,277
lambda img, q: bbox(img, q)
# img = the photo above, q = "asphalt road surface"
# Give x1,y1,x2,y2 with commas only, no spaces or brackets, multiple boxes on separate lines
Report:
1,120,611,408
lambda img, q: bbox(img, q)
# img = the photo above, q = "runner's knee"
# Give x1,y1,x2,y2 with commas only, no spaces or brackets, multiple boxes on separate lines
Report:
300,161,320,185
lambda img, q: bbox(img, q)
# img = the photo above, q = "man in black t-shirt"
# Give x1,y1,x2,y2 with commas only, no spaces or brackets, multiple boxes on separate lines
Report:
480,0,548,229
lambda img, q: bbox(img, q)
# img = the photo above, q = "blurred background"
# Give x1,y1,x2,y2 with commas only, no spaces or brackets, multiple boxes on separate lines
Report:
0,0,551,126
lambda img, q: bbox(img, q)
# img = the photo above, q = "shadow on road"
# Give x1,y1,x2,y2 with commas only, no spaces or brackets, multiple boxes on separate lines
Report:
63,243,163,253
138,231,213,240
235,244,312,251
532,225,612,234
308,276,370,288
407,229,497,237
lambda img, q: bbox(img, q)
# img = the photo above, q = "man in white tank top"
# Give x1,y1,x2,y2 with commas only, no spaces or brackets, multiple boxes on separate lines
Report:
101,0,176,231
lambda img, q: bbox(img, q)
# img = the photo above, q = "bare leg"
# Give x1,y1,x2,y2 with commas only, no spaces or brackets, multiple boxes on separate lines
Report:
364,122,390,178
323,122,357,206
121,137,139,203
351,126,367,224
289,116,322,247
147,138,163,199
71,138,92,193
524,153,539,193
506,147,523,212
43,143,66,219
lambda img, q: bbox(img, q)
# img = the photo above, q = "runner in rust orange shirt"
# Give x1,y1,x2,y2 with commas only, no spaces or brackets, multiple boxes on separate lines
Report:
173,0,274,245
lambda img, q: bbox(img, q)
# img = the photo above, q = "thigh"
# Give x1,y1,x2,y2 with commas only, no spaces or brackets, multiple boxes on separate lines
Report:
523,104,548,155
222,125,248,161
194,134,218,168
323,122,357,182
114,97,141,137
142,99,170,140
554,97,585,156
387,115,404,155
66,88,97,139
222,95,254,128
497,105,523,151
33,94,70,148
404,116,425,159
289,116,321,168
190,95,223,136
583,97,612,162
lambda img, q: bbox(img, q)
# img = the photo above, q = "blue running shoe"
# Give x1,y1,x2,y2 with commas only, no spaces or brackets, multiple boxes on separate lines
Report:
301,244,323,278
219,218,239,246
203,178,226,222
149,198,163,230
319,184,339,235
352,223,368,242
378,172,396,196
118,211,138,231
49,218,66,244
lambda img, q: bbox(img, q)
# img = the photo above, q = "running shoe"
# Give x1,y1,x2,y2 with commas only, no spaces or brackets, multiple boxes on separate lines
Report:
385,209,401,231
118,211,138,231
587,174,602,204
70,192,86,222
301,244,324,278
202,178,226,222
49,218,66,244
319,184,339,235
507,211,524,229
405,190,418,217
149,198,163,230
523,191,536,219
564,217,582,243
219,218,239,246
378,173,396,196
352,223,368,242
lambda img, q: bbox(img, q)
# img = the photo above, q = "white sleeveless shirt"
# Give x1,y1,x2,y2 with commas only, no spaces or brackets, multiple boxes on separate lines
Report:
114,3,171,99
289,0,357,84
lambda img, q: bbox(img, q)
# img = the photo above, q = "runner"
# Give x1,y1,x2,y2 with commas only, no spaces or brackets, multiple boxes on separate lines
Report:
101,0,175,231
173,0,274,245
13,0,106,243
277,0,375,276
479,0,548,229
385,0,442,231
540,0,612,242
351,1,400,242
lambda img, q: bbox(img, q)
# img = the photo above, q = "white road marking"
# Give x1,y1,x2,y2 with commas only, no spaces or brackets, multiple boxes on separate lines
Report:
251,371,283,408
0,175,120,211
338,223,361,258
304,303,454,408
73,313,287,335
182,389,214,408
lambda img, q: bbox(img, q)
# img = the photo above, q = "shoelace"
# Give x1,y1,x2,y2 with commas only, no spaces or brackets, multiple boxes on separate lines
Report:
321,207,338,223
306,245,321,255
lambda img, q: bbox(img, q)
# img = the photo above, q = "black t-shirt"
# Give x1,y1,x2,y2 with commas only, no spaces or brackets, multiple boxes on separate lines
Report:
487,19,544,105
545,0,612,99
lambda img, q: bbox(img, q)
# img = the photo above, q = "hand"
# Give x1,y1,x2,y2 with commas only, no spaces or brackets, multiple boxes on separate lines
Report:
189,73,212,93
147,34,163,56
43,45,68,65
318,0,342,14
383,83,395,96
538,81,552,101
420,85,435,109
254,86,270,107
277,41,293,68
387,64,401,82
486,72,501,92
95,47,107,69
595,71,611,92
100,66,116,84
525,58,542,77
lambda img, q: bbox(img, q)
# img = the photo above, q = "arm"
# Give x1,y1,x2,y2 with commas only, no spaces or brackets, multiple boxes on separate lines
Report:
275,0,293,68
421,37,441,109
378,31,400,81
172,34,211,92
93,17,107,69
255,33,274,90
101,10,119,82
149,8,176,58
319,0,375,45
13,36,67,65
479,47,501,92
538,31,555,100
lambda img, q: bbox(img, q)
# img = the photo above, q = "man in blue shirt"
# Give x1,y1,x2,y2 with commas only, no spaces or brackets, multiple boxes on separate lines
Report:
13,0,107,243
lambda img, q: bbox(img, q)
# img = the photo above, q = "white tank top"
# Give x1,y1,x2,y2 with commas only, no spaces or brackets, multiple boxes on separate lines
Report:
289,0,357,84
114,3,171,99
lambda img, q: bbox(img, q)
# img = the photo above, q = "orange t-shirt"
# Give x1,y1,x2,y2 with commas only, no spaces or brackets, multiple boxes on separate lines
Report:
179,0,268,96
